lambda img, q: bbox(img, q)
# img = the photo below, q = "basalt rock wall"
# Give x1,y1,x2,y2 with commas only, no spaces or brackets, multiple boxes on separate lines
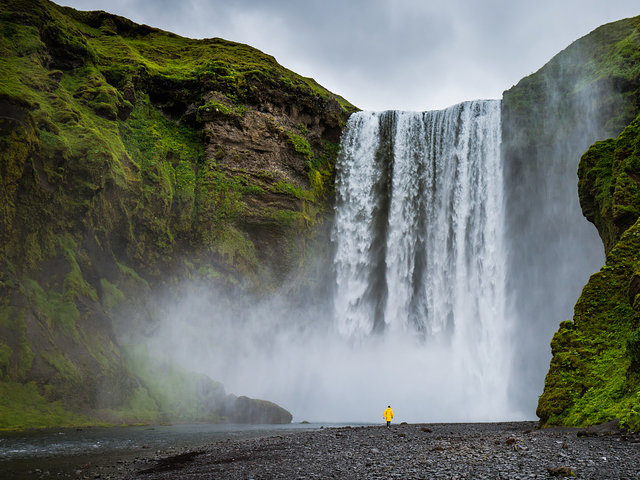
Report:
0,0,355,428
507,15,640,428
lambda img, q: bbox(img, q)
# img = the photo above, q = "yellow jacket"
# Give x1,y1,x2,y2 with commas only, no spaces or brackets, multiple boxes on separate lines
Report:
383,407,393,421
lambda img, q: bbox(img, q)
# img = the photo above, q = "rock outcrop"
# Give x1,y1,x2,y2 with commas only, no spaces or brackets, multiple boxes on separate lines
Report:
502,14,640,418
531,16,640,429
221,395,293,424
0,0,354,428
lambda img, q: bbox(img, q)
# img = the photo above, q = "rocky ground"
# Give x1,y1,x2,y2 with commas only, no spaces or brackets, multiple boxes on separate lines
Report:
52,421,640,479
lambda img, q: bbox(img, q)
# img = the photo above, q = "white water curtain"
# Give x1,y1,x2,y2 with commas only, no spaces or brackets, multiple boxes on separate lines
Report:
332,100,509,404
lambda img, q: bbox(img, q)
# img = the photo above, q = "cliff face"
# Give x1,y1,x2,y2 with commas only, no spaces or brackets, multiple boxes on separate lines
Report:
537,114,640,429
0,0,355,428
502,15,640,416
528,17,640,428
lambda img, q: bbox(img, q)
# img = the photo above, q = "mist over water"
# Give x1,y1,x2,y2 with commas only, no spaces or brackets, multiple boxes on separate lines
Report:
332,102,512,419
146,100,524,423
502,67,609,414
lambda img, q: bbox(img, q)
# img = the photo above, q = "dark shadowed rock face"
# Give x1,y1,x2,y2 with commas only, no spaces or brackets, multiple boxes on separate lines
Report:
531,16,640,430
221,395,293,424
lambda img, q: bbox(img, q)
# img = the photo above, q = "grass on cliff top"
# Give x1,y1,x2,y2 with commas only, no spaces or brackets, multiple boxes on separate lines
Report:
502,15,640,139
56,3,356,113
506,15,640,97
579,18,640,85
0,0,357,117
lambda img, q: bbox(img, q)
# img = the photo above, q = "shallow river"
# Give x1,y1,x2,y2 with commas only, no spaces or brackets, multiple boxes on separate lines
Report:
0,422,364,479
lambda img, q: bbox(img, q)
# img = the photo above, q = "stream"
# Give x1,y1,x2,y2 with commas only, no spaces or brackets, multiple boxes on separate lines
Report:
0,422,359,479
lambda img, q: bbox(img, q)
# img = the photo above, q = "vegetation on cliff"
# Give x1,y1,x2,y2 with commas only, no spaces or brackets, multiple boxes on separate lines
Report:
503,15,640,144
502,14,640,420
535,17,640,429
0,0,355,429
538,113,640,430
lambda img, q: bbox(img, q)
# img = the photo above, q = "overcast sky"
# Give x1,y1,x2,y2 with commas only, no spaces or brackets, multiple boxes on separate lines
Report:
58,0,639,111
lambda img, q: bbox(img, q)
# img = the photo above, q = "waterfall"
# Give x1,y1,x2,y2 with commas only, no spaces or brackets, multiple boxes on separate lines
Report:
332,101,510,412
154,100,519,423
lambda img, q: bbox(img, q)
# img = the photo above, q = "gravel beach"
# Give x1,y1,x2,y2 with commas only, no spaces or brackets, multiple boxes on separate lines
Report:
75,420,640,480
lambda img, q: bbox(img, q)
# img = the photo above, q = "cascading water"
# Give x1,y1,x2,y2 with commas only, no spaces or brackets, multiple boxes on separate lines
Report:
151,100,523,422
332,100,511,414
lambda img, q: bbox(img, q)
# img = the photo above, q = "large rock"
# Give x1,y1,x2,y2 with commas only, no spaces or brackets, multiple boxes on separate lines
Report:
221,394,293,424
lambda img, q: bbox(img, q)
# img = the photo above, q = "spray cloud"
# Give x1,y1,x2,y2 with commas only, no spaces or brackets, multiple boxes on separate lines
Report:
142,100,523,423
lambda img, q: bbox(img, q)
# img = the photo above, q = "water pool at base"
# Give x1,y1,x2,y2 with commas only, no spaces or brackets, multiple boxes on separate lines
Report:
0,422,371,478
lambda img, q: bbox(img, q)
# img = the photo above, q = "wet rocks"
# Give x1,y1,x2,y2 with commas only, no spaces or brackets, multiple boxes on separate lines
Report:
106,421,640,479
547,465,575,476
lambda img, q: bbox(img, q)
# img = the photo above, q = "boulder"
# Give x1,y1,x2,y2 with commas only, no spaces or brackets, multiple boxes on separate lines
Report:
547,466,575,477
221,395,293,424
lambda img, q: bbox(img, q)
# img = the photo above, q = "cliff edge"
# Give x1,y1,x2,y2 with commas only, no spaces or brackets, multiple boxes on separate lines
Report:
0,0,355,428
533,16,640,429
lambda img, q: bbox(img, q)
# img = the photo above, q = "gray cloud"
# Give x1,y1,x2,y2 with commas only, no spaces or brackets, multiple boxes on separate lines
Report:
59,1,639,110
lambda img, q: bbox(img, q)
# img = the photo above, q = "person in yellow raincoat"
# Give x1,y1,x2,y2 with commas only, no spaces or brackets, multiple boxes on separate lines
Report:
383,406,393,427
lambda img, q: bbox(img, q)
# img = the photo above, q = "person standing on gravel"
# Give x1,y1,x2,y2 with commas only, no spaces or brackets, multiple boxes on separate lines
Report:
383,406,393,427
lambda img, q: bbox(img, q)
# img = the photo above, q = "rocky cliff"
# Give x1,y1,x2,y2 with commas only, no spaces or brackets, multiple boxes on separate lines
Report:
536,115,640,429
0,0,355,429
502,14,640,418
521,16,640,429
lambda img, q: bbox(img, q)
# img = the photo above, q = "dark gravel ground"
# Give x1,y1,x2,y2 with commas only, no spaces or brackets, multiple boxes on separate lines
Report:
79,421,640,479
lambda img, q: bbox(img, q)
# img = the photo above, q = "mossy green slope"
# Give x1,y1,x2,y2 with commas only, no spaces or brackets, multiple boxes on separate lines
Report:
537,17,640,429
503,15,640,144
503,14,640,417
0,0,355,429
538,113,640,429
579,115,640,255
534,15,640,429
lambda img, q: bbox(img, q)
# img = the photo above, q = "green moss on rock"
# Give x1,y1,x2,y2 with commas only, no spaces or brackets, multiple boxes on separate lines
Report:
120,344,225,423
579,114,640,255
539,111,640,429
0,0,355,429
538,220,640,427
0,380,93,430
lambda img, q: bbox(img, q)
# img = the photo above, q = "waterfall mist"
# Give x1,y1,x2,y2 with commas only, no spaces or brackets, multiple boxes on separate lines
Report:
332,102,511,419
140,100,522,423
501,44,620,414
121,36,634,421
144,286,513,422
